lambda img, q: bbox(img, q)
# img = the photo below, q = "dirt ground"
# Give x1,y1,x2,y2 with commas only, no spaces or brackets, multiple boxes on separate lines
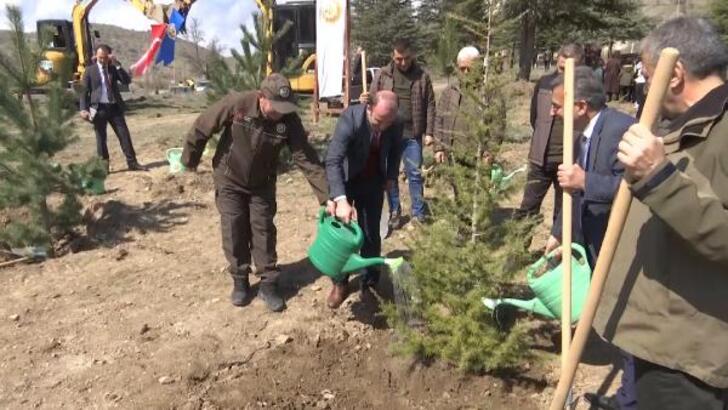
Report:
0,82,636,409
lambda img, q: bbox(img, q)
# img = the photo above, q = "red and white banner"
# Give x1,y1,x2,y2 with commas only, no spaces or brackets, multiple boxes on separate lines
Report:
316,0,346,98
130,24,167,77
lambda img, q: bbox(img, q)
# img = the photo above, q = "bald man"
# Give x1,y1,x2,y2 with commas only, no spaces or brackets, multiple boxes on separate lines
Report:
324,91,403,308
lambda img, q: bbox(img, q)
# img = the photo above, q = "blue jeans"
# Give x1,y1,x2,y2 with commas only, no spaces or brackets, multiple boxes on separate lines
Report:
388,137,426,219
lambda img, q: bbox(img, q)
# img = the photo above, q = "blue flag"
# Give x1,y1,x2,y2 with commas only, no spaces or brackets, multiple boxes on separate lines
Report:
155,28,175,65
169,9,186,32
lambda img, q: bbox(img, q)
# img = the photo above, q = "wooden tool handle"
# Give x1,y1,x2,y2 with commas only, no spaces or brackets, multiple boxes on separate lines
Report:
361,51,368,94
549,47,679,410
561,58,575,370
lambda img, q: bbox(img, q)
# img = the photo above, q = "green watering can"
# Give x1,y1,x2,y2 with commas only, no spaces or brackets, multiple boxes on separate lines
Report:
490,164,527,192
166,148,186,173
308,209,404,282
483,243,591,324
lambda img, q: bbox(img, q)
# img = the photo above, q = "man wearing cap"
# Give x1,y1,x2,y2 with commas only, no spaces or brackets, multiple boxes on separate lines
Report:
181,74,329,312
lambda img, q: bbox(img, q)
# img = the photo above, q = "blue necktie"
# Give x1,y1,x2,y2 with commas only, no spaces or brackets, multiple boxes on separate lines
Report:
579,134,590,170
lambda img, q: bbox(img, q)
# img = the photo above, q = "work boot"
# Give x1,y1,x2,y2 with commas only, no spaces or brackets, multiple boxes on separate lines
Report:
258,282,286,312
584,393,620,410
127,161,149,172
230,276,251,307
388,209,402,232
327,281,349,309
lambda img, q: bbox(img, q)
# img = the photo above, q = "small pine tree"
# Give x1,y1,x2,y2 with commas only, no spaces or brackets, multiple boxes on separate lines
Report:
206,0,297,102
0,6,102,253
383,3,536,373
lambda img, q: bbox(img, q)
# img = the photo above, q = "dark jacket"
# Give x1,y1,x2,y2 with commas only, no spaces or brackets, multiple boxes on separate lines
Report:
594,83,728,388
369,62,435,138
181,91,328,203
604,57,621,94
434,80,506,156
528,71,562,166
325,104,403,199
79,63,131,112
552,108,635,264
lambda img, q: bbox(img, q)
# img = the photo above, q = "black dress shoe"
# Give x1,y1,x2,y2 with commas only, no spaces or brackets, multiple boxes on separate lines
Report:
584,392,620,410
127,162,149,171
259,282,286,312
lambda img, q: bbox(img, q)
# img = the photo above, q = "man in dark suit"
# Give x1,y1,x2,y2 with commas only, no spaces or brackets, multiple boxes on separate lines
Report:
79,44,146,172
324,90,402,308
547,66,637,410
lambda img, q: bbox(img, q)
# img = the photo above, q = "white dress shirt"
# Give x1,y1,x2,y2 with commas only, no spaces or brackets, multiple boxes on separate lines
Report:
97,62,110,104
580,110,602,169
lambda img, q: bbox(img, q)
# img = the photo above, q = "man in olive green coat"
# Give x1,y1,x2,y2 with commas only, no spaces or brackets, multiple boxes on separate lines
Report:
594,17,728,409
181,74,329,312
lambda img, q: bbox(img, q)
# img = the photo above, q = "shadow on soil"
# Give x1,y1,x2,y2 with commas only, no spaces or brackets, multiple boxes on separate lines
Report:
84,199,203,247
277,257,322,302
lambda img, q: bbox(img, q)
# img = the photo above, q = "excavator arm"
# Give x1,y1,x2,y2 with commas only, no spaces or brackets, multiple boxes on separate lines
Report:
71,0,100,78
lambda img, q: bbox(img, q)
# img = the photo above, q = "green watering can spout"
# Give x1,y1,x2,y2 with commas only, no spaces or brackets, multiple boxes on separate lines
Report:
498,297,555,319
342,254,386,273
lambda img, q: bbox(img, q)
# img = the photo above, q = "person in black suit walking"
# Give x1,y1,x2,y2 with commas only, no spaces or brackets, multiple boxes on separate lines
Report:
324,90,402,309
79,44,146,172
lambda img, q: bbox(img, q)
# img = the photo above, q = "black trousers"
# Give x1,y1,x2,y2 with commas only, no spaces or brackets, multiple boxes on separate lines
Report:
337,176,384,284
514,161,563,223
634,357,728,410
216,180,279,283
93,103,137,165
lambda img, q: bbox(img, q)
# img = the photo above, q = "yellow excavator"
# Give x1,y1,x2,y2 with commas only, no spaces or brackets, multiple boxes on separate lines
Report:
36,0,197,88
258,0,316,93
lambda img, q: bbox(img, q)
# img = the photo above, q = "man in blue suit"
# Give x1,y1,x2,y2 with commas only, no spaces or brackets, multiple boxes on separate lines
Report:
546,66,637,410
324,91,403,308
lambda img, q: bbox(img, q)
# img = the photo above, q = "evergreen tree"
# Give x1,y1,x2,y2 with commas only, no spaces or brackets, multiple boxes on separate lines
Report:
383,2,536,372
0,6,103,253
352,0,421,67
712,0,728,44
504,0,649,81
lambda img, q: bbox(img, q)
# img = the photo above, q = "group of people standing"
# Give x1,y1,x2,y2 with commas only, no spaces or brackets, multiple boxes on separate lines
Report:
517,17,728,410
86,14,728,410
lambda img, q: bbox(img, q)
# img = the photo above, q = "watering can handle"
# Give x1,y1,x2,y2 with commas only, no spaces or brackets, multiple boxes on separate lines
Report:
526,243,589,282
317,207,365,244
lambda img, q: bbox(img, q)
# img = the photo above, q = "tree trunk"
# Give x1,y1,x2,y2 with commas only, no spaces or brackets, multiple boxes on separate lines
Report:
517,10,536,81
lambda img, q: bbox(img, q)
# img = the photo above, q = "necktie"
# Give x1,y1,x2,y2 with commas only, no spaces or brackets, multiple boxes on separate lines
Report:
102,66,114,104
580,133,593,170
371,130,381,149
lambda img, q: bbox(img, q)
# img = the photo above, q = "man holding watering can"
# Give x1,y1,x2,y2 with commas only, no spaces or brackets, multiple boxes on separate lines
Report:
324,91,403,309
181,74,329,312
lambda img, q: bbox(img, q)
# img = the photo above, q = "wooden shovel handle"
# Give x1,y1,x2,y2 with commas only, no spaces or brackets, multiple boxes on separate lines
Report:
561,58,575,370
361,51,368,94
549,47,679,410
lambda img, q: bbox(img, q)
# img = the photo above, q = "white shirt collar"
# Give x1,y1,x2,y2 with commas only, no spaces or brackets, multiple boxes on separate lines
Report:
582,110,603,140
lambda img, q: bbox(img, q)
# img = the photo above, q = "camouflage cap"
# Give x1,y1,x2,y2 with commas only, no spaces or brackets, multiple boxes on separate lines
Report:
260,73,298,114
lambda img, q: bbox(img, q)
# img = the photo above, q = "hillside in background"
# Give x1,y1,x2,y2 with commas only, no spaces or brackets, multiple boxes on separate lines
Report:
0,22,225,89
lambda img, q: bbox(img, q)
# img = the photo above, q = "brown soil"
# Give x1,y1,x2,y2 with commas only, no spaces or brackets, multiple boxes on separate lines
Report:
0,85,633,409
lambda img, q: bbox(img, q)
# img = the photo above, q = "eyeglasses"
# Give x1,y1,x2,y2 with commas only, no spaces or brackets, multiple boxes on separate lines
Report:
458,66,470,73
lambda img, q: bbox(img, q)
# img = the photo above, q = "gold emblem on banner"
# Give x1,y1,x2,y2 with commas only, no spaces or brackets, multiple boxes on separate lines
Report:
320,0,342,24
